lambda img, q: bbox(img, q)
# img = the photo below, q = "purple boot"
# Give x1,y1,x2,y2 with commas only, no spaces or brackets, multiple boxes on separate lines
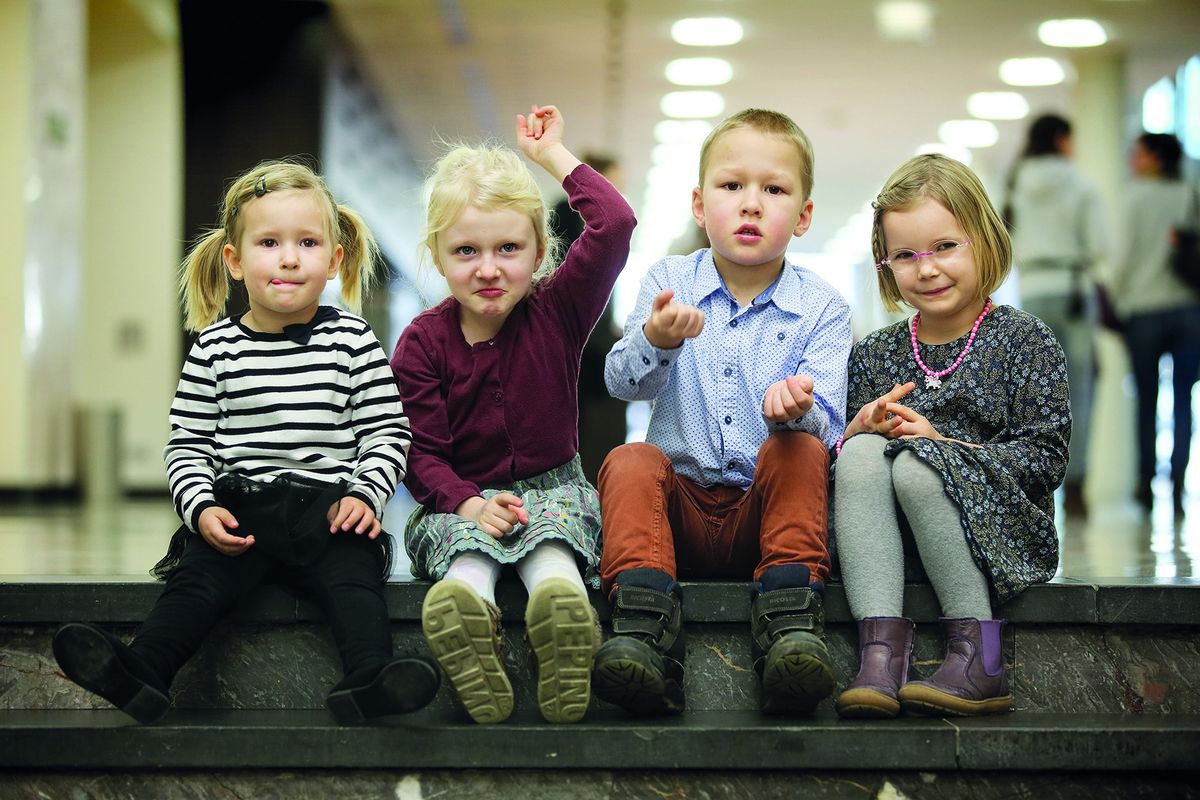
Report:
898,617,1013,716
835,617,913,719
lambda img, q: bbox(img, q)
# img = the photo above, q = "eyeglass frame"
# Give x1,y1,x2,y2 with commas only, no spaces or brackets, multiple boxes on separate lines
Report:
875,239,972,274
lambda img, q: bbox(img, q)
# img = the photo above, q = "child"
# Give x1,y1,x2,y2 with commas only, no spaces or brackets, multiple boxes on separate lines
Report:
391,105,636,724
595,108,852,716
832,154,1069,719
52,160,440,725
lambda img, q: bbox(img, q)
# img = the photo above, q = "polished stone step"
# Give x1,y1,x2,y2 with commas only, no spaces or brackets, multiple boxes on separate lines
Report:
3,578,1198,716
1,709,1197,772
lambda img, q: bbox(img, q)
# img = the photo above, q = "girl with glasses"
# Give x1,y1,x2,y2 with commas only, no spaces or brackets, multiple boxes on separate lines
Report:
831,154,1070,719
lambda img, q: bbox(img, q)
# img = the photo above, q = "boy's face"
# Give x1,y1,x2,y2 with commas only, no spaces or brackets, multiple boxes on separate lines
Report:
692,128,813,277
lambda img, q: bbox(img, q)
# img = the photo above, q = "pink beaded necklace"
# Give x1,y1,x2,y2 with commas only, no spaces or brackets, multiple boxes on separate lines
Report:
910,298,992,389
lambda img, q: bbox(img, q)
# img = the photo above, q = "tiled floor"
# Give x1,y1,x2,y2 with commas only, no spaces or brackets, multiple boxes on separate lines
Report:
1,486,1196,581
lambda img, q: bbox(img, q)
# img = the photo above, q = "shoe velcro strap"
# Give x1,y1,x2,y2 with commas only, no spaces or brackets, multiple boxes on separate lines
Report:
765,615,817,638
615,586,677,615
611,617,668,638
756,587,815,614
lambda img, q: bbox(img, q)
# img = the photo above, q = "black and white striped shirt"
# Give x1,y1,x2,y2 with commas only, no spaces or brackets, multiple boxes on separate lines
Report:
165,308,410,531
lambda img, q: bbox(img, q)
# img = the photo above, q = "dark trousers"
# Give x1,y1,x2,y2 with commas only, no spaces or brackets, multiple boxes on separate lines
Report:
597,432,831,591
1125,305,1200,486
131,531,392,689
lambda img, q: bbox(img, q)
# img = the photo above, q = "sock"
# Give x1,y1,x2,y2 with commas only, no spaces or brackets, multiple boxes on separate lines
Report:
444,551,502,605
515,540,586,594
613,567,676,597
755,563,813,594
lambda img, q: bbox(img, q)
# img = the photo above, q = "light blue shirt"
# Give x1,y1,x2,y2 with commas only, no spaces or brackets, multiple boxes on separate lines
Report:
606,249,851,489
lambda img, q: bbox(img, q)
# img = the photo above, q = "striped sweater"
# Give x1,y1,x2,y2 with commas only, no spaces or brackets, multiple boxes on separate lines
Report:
164,308,410,531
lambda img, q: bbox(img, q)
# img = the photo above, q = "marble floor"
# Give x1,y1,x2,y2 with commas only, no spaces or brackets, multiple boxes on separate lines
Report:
0,483,1196,581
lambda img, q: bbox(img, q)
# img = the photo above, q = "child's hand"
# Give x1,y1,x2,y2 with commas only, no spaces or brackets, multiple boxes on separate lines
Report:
516,105,580,180
762,375,815,423
328,496,382,539
197,506,252,556
643,289,705,349
455,493,530,539
845,382,916,439
883,403,945,441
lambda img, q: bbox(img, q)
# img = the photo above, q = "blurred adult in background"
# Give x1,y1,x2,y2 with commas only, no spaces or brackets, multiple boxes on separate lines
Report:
1111,133,1200,514
1005,113,1107,516
552,153,628,483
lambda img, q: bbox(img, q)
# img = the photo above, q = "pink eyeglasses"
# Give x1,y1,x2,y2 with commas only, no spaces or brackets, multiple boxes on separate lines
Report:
876,239,972,274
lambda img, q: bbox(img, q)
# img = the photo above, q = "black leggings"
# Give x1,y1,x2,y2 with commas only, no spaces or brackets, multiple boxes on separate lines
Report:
131,531,392,689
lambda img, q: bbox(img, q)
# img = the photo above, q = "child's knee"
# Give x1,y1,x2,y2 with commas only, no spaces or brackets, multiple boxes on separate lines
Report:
758,430,826,468
598,442,668,485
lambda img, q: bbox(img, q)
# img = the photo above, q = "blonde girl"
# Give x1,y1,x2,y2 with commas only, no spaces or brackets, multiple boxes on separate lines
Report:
832,154,1069,720
391,105,636,724
53,160,439,725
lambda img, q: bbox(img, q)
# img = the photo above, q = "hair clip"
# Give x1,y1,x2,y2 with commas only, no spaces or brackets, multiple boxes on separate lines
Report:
254,177,269,197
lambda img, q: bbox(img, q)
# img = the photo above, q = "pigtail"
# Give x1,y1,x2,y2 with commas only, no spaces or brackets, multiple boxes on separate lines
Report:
334,203,382,314
180,228,231,332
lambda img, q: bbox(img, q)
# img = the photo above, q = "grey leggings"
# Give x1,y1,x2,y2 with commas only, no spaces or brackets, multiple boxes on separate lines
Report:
833,434,992,620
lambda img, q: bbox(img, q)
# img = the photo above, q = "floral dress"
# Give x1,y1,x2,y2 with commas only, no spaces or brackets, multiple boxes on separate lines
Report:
840,304,1069,602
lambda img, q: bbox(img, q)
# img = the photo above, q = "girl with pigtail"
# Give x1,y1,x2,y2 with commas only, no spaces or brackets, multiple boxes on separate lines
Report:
53,160,440,725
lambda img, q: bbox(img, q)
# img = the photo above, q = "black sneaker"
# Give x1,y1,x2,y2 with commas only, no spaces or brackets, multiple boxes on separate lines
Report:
592,582,685,715
52,622,170,724
751,587,835,715
325,654,441,724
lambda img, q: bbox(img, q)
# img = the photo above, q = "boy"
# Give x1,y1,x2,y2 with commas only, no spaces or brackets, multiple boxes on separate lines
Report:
594,109,851,715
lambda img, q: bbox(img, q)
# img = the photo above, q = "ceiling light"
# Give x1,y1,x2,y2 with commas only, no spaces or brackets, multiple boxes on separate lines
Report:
654,119,714,144
967,91,1030,120
916,142,974,165
1000,57,1067,86
665,57,733,86
661,91,725,119
1038,19,1107,48
1142,76,1175,134
671,18,744,47
875,1,933,42
938,120,999,148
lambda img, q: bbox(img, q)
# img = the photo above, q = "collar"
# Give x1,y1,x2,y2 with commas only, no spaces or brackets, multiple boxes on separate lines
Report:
692,249,805,314
282,306,338,344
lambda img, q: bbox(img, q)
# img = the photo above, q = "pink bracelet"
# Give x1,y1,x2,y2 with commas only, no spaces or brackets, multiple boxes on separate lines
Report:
834,434,846,456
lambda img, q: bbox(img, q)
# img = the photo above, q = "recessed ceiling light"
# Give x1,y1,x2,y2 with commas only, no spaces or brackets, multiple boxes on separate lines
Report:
1000,57,1067,86
1038,18,1107,48
916,142,974,165
938,120,999,148
967,91,1030,120
671,18,744,47
654,119,714,144
665,57,733,86
661,91,725,119
875,0,933,42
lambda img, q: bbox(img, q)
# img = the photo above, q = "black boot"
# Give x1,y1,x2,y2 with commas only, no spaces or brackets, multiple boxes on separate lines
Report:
53,622,171,724
592,570,685,715
751,583,835,715
325,653,442,724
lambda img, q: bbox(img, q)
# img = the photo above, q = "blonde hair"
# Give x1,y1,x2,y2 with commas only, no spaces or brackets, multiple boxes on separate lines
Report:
421,142,560,281
179,159,381,331
698,108,815,199
871,154,1011,313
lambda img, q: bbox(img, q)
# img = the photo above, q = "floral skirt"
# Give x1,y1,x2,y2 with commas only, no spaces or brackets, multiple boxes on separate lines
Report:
404,455,601,588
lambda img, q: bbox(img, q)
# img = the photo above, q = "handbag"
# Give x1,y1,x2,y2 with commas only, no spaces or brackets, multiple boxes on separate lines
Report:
1171,185,1200,293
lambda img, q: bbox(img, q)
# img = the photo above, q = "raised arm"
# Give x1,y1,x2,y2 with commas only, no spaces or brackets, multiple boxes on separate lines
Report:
515,105,582,183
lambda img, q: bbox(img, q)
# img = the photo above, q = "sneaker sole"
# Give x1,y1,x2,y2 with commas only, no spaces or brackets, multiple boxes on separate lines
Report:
421,580,513,724
899,683,1013,717
525,578,595,724
592,641,685,716
761,652,836,715
52,623,169,725
325,657,442,724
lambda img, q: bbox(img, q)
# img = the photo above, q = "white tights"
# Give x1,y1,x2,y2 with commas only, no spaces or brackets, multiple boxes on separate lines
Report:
442,540,586,604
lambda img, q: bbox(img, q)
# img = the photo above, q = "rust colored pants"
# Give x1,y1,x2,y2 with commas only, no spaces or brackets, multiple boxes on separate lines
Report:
598,431,830,591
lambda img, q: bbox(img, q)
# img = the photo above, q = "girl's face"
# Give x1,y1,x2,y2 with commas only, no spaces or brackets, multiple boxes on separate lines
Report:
223,189,342,333
881,196,982,337
435,204,543,344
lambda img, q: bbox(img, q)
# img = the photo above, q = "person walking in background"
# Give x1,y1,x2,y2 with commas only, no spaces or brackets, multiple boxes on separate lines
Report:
1111,133,1200,514
1005,113,1106,516
551,153,630,485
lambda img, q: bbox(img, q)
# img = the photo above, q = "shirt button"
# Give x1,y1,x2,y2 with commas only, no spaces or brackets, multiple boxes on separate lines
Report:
777,332,786,341
730,319,739,328
727,460,736,470
724,367,732,377
505,444,513,455
660,359,669,366
493,391,503,404
628,378,636,386
724,415,732,425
